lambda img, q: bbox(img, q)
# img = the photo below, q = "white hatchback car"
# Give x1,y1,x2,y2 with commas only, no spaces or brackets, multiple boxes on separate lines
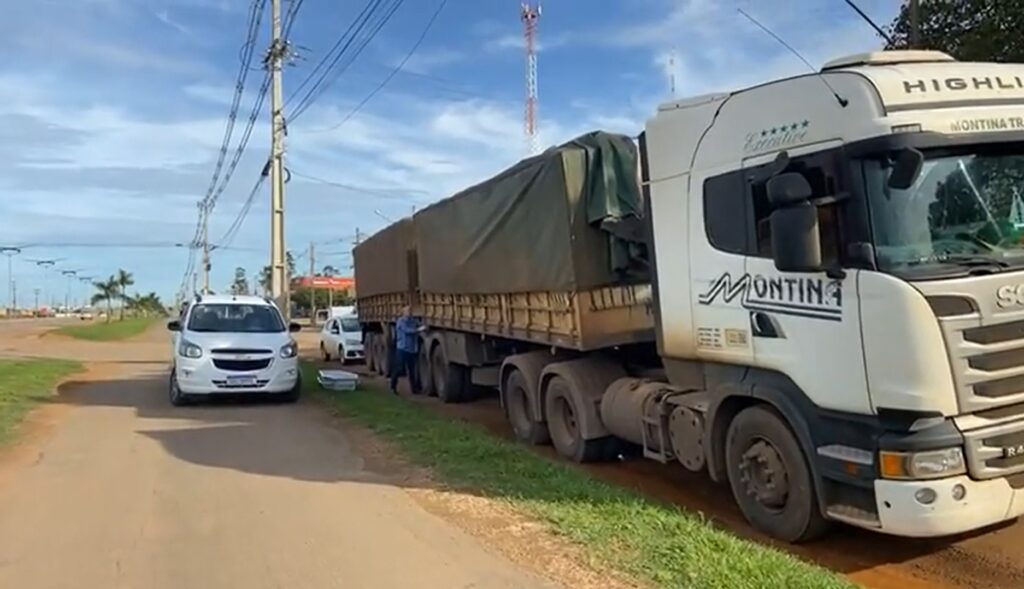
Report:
167,295,302,406
319,314,364,364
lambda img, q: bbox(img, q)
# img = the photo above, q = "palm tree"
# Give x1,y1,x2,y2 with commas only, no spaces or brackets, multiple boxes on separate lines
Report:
115,269,134,320
91,276,119,322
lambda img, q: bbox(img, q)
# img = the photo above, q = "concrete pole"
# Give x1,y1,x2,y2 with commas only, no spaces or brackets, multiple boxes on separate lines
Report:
202,207,211,295
309,241,316,325
269,0,288,316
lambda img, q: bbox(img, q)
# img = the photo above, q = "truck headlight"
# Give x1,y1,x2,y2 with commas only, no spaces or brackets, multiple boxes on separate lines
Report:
879,448,966,480
178,340,203,359
280,341,298,358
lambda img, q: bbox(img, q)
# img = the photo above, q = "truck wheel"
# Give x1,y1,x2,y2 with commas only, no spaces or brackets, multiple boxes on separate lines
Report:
544,376,617,462
725,405,828,543
505,370,549,445
366,335,377,373
378,333,391,377
432,345,467,403
418,343,435,396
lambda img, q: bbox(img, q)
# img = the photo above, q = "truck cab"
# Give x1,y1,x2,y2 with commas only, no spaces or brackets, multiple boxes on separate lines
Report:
644,50,1024,539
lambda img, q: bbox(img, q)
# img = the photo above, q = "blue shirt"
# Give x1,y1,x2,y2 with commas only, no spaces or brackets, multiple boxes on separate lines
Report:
395,315,421,353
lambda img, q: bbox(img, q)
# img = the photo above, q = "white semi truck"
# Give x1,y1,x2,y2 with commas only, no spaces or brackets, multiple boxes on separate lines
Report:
355,50,1024,542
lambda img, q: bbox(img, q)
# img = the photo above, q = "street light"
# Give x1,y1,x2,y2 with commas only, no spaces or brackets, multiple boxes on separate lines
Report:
0,247,21,313
373,209,395,224
28,258,63,309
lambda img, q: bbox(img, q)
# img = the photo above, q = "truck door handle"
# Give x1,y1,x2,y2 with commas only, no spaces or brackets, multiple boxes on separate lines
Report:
751,312,783,339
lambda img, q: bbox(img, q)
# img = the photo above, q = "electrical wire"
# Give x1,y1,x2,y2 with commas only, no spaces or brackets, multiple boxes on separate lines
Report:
285,0,381,109
289,169,425,199
218,172,269,250
313,0,448,133
289,0,409,122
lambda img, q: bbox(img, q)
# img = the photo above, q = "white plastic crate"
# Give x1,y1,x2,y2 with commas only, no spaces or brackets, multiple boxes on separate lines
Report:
317,369,359,391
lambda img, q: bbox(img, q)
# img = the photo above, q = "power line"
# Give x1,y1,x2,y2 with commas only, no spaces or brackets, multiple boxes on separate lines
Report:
289,169,426,199
219,170,269,249
312,0,449,133
285,0,381,109
290,0,409,122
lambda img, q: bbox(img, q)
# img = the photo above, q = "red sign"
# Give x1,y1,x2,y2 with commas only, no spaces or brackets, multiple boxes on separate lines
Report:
292,276,355,290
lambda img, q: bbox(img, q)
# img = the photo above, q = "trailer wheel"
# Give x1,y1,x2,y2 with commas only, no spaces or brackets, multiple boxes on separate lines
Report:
544,376,617,463
504,370,549,445
417,341,434,396
366,334,377,373
725,405,828,543
431,344,467,403
376,334,390,377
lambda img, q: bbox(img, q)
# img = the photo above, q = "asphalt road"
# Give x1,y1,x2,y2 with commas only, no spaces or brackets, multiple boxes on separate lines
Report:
0,321,555,589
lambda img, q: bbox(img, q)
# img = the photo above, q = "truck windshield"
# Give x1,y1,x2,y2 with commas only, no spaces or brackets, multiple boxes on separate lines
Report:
187,304,286,333
862,148,1024,274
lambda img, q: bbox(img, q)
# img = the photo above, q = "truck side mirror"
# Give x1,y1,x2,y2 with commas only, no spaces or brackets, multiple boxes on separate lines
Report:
767,173,823,272
888,147,924,190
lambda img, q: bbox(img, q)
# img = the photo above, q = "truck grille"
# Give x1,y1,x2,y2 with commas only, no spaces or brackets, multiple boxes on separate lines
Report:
964,420,1024,479
213,358,271,371
943,317,1024,414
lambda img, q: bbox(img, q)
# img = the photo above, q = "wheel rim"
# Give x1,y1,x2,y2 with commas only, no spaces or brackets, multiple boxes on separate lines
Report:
738,436,789,512
548,388,578,452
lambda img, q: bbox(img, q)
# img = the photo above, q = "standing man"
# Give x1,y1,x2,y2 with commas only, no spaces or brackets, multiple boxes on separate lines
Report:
390,305,425,395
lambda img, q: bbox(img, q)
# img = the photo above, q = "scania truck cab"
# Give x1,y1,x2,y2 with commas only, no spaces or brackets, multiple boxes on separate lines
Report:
645,50,1024,540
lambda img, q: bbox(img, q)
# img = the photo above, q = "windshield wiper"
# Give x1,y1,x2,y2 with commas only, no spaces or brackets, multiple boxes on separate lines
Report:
937,254,1010,268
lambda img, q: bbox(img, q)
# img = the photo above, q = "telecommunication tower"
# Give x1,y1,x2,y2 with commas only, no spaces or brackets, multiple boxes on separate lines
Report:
521,2,541,155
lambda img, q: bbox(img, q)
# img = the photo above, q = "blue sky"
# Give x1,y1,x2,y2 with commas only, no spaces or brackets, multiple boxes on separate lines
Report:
0,0,899,307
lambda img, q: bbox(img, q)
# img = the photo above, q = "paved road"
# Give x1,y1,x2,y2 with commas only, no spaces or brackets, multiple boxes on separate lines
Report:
0,322,555,589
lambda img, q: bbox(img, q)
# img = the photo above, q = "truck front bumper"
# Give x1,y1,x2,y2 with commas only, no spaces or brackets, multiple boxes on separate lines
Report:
874,475,1024,537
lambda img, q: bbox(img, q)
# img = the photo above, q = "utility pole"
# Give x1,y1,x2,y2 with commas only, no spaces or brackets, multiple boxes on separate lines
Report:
0,247,21,315
268,0,289,316
33,288,40,313
521,1,542,155
201,203,211,295
909,0,920,49
61,270,76,311
309,241,316,326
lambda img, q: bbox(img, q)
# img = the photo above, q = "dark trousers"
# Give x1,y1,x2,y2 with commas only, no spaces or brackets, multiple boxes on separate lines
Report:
389,349,421,394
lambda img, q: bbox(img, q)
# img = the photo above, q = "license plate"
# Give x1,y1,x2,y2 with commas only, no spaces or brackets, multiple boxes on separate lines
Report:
226,375,258,386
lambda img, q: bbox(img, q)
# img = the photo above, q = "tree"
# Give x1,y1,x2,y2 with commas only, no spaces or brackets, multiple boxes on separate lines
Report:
322,264,338,277
125,292,166,316
259,251,296,294
886,1,1024,61
231,267,249,295
115,269,134,321
91,276,119,322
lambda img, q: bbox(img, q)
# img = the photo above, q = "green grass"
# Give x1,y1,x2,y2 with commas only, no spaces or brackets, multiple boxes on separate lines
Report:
304,364,851,589
55,317,158,342
0,358,81,444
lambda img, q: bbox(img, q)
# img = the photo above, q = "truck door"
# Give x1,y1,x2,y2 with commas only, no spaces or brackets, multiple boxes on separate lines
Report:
741,143,870,415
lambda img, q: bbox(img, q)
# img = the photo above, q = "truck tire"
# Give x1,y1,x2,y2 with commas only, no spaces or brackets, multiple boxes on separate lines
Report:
431,344,468,403
379,331,392,377
544,376,618,462
366,334,377,373
417,341,435,396
725,405,828,543
504,369,549,445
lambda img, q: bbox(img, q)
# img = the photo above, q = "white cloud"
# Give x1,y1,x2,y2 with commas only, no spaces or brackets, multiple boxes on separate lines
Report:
155,9,192,36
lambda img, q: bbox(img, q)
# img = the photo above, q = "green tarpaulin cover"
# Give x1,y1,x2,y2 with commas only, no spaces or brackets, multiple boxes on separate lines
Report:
413,131,648,295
